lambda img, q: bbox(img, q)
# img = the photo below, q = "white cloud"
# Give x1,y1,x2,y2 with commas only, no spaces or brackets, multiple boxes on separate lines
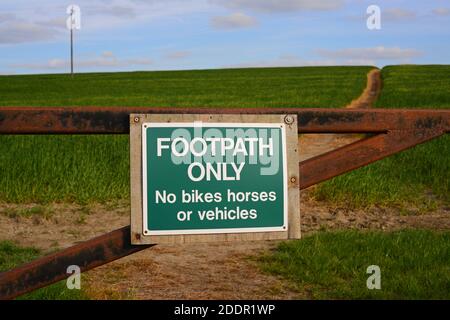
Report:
210,0,344,13
0,20,60,44
210,12,258,29
0,13,16,23
432,8,450,17
35,17,67,30
317,46,422,60
383,8,416,21
101,51,115,58
225,54,374,68
0,11,66,44
11,51,152,70
0,0,211,44
231,47,423,69
85,5,137,18
164,50,191,59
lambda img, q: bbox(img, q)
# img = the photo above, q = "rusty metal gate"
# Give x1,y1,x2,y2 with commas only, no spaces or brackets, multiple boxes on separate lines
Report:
0,107,449,300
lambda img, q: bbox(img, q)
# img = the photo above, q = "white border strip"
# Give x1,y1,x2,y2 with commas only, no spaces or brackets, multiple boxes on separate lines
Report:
142,122,288,236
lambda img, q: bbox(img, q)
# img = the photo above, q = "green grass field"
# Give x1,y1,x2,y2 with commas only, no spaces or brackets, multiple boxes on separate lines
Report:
316,65,450,209
0,66,372,203
257,229,450,299
0,67,371,108
0,65,448,206
0,241,87,300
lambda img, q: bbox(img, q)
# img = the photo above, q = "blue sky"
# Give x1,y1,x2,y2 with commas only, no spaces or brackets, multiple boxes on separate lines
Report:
0,0,449,75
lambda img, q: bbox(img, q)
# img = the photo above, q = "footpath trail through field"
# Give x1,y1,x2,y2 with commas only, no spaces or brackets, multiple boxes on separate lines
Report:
299,68,381,161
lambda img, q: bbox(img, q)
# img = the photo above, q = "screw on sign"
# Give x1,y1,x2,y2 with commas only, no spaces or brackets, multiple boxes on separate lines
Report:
284,115,295,125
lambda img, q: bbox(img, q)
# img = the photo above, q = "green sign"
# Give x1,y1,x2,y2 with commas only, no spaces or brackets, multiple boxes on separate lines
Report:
142,122,288,235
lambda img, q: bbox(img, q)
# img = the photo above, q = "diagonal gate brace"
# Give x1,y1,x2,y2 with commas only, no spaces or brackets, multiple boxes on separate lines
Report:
300,128,446,189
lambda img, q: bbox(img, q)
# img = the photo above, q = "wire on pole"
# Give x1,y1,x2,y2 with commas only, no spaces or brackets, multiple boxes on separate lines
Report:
70,8,74,77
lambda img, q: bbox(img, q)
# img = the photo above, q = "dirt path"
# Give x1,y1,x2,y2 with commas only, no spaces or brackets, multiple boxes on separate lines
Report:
299,68,381,161
346,68,382,109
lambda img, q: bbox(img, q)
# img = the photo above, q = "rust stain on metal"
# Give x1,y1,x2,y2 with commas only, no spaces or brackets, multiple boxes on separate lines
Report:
0,226,153,300
299,129,446,189
298,110,365,127
0,107,448,134
415,117,443,130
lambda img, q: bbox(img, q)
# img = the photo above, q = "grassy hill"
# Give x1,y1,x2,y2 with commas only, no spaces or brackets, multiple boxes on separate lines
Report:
0,66,371,108
0,66,372,203
0,65,448,206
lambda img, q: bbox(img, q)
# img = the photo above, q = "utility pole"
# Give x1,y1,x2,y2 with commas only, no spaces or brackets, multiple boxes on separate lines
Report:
70,7,74,77
66,5,80,77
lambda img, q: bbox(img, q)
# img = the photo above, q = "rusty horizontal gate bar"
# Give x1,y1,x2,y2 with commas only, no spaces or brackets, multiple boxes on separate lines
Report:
0,107,449,134
0,107,449,300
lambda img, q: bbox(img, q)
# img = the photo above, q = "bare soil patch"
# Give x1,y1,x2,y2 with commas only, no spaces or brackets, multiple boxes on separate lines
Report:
300,190,450,233
0,202,129,250
1,194,448,299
